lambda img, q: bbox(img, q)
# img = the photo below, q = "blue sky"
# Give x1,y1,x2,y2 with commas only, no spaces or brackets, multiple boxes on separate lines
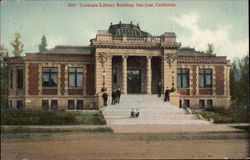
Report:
1,0,248,60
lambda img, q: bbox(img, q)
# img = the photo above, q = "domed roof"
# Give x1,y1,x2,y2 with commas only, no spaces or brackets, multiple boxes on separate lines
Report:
108,21,151,37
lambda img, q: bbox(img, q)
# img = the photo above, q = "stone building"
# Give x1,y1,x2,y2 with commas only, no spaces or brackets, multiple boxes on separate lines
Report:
6,22,231,110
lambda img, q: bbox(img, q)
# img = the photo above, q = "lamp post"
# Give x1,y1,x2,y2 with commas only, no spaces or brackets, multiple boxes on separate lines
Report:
102,70,106,92
171,71,175,92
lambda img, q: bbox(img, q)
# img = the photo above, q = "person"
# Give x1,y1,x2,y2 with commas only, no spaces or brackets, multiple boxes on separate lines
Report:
135,108,140,118
130,108,135,118
102,91,108,107
164,87,170,102
111,89,117,105
116,88,121,104
157,82,162,97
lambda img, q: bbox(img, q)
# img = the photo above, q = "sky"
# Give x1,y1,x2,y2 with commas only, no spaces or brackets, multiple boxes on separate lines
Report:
0,0,249,60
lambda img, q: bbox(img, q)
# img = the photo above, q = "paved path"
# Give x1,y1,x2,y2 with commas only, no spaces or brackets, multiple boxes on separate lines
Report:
103,95,211,125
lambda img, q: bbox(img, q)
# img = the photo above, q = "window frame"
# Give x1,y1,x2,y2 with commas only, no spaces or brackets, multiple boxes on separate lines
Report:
68,67,83,88
68,100,75,110
42,67,58,88
10,70,13,89
199,69,212,88
76,100,84,110
51,100,58,111
177,68,190,89
17,69,24,89
199,99,205,109
42,100,49,111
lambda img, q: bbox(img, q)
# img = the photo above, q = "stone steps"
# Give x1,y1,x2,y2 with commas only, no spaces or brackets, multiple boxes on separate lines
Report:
103,95,210,125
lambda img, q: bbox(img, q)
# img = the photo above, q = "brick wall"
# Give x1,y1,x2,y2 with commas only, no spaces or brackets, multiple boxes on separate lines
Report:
177,89,190,95
28,63,39,95
60,64,65,95
199,89,213,95
86,64,95,95
215,66,225,95
192,66,197,95
42,89,58,95
68,89,83,95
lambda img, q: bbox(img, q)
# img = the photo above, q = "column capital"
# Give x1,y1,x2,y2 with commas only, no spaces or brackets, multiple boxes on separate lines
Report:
147,55,152,59
122,55,128,59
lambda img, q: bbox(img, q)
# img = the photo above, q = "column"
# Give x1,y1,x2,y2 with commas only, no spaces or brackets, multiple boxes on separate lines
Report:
146,56,152,94
122,55,127,95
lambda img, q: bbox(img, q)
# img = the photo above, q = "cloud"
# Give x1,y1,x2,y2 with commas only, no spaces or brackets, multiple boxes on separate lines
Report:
174,12,249,60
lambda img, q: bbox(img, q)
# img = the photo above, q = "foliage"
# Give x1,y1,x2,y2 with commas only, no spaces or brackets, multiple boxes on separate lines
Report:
230,55,249,107
1,127,113,134
0,44,9,109
1,110,106,125
11,33,24,57
38,35,48,52
205,43,215,56
194,107,250,123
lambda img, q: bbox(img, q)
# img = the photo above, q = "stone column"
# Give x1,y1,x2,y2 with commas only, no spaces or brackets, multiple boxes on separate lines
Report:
146,56,152,94
122,55,128,95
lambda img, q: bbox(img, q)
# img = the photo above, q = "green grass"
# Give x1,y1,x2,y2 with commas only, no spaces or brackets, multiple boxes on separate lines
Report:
1,127,113,134
194,107,250,123
1,110,106,125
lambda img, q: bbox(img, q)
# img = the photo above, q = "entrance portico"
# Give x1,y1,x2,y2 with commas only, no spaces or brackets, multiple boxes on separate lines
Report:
112,56,158,94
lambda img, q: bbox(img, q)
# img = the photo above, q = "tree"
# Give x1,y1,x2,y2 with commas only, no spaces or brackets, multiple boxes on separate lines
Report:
11,33,24,57
39,35,48,52
0,44,9,109
205,43,215,56
230,55,249,108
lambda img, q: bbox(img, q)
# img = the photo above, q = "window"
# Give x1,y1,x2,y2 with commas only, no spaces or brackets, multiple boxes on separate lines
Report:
179,99,182,108
68,100,75,110
16,100,24,110
10,71,13,89
199,69,212,88
51,100,58,111
183,99,190,108
69,68,83,87
9,100,12,109
42,100,49,111
17,69,24,88
177,69,189,88
199,99,205,109
77,100,84,110
43,68,58,88
113,68,117,84
207,99,213,109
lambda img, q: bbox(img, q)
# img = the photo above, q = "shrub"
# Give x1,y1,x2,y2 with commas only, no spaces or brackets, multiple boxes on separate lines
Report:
1,110,106,125
196,107,250,123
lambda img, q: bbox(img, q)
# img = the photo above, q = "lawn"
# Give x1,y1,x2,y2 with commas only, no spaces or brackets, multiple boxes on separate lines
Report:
1,110,106,125
194,107,250,123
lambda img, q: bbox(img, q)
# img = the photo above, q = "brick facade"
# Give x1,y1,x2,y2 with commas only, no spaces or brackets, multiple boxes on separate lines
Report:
86,64,95,95
215,66,225,95
28,63,39,95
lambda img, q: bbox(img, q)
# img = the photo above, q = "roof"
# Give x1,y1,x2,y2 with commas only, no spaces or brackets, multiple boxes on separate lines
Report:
177,56,228,64
108,22,151,37
177,48,213,57
39,45,92,55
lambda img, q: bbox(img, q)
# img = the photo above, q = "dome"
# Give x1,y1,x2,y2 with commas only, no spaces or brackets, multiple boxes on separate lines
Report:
108,22,151,37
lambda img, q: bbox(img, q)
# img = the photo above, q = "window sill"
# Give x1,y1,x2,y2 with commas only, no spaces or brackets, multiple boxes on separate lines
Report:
42,87,58,89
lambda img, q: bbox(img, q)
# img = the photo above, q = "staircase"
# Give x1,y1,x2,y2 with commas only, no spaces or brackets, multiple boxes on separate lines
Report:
102,95,211,125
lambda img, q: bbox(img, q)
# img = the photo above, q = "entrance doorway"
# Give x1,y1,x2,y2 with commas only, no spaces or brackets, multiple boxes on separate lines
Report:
127,69,141,93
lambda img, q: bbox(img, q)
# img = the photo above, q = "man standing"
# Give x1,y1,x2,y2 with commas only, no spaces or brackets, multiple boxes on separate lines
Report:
116,88,121,104
164,87,170,102
157,82,162,97
102,90,108,107
111,89,117,105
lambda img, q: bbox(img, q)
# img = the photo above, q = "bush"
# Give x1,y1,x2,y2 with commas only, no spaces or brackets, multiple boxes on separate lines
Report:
1,110,106,125
196,107,250,123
